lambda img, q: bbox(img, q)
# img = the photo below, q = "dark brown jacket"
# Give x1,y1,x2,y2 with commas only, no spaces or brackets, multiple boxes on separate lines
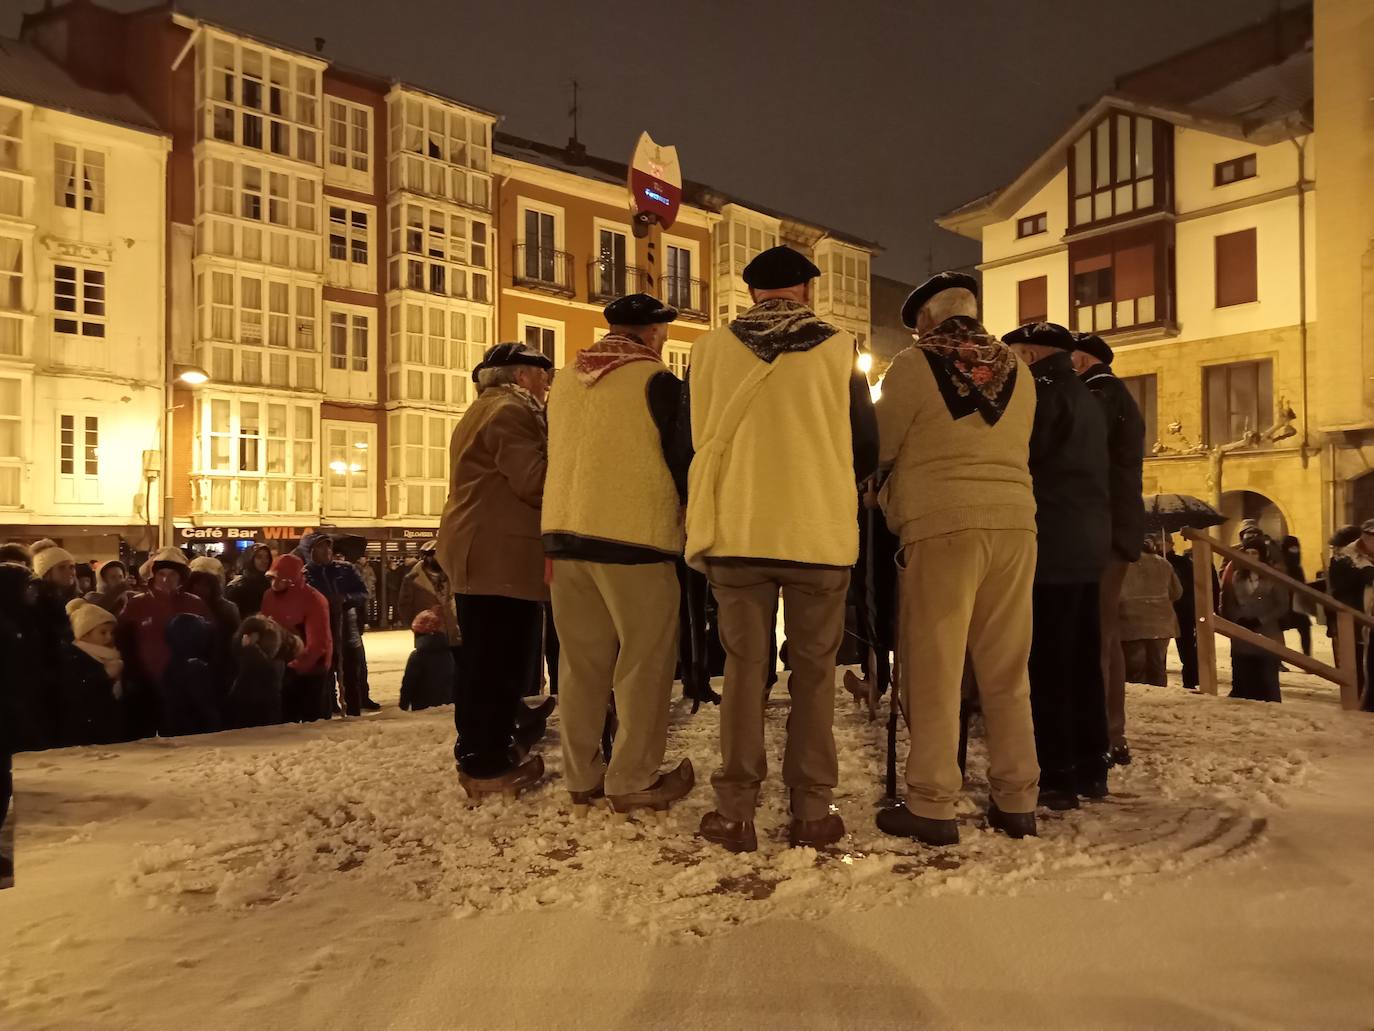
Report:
437,385,548,602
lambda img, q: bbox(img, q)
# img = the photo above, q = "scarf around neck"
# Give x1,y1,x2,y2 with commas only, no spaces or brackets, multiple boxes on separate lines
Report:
729,298,838,363
573,333,663,386
915,316,1019,426
76,639,124,684
485,382,547,431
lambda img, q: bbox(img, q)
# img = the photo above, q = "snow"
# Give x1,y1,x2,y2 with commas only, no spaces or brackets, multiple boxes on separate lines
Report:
3,629,1374,1029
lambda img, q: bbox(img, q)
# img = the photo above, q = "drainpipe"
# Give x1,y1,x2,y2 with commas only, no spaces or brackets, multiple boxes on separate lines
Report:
1292,133,1311,468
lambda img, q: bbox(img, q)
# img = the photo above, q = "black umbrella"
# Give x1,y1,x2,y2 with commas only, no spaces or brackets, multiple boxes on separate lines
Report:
1142,493,1225,534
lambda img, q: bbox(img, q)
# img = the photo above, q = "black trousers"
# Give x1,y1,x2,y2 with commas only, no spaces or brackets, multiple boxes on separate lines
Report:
1176,620,1199,690
1231,654,1281,702
283,668,331,723
454,594,542,778
1029,581,1109,792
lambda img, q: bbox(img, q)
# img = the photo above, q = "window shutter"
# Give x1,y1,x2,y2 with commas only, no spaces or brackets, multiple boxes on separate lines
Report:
1215,229,1257,307
1017,276,1048,325
1114,243,1155,300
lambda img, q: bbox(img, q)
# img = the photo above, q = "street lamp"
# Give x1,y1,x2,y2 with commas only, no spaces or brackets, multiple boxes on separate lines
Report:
856,351,874,375
161,363,212,547
175,364,210,386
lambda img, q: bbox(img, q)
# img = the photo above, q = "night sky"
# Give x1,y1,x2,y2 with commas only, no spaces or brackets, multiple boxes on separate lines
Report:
8,0,1287,282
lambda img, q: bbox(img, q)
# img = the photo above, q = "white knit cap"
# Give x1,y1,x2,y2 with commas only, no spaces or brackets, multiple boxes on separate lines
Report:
67,597,115,641
188,555,224,579
32,539,76,580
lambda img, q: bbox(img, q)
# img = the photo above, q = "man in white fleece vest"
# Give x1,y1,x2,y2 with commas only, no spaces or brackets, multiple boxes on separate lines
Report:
683,245,878,854
542,293,695,818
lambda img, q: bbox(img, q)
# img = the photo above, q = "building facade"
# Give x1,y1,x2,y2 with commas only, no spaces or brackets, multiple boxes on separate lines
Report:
0,40,169,562
939,8,1322,550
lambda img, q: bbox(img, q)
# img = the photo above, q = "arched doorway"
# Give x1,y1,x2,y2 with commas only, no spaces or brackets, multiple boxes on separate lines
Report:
1349,470,1374,530
1218,490,1288,546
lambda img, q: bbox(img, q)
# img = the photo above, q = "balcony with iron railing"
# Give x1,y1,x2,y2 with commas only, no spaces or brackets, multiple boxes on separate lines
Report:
512,243,575,297
587,259,649,304
662,275,709,322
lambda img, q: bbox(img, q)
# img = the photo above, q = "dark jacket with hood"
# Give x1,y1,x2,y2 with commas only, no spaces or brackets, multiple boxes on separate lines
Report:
56,643,126,747
1082,362,1146,563
227,614,300,728
160,612,220,737
1,562,53,753
225,545,275,618
1027,351,1110,584
400,632,455,711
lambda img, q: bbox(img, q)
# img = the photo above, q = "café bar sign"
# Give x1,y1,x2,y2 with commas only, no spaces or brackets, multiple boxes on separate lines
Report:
178,526,315,543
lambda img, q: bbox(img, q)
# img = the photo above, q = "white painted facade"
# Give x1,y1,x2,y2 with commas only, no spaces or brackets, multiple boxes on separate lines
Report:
0,94,168,549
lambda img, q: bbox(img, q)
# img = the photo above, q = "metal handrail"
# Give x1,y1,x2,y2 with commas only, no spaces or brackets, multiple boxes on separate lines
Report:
663,275,709,319
512,243,575,296
1183,528,1365,710
587,260,648,303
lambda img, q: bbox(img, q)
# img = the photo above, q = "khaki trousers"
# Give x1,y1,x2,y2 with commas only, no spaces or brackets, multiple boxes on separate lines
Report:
707,561,849,821
1100,558,1129,749
899,529,1040,819
551,559,680,797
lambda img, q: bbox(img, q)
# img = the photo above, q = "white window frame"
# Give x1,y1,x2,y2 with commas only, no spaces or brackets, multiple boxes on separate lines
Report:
517,313,564,369
386,410,459,519
591,217,632,299
196,154,321,273
516,196,565,263
386,199,490,302
663,341,692,380
385,91,492,211
324,96,371,191
199,32,322,164
52,262,107,338
53,142,105,214
196,265,320,391
386,298,484,408
325,199,374,291
0,233,26,358
0,373,26,509
55,411,100,503
322,419,375,518
195,394,319,516
0,103,23,174
323,302,376,402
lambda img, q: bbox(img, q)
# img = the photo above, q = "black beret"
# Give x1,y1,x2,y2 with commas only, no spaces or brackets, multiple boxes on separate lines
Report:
471,342,554,383
742,245,821,290
603,292,677,326
1003,321,1076,351
1073,331,1114,366
900,271,979,329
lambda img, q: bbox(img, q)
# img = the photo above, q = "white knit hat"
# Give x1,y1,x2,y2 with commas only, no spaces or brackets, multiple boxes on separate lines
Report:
188,555,224,579
67,597,115,641
32,539,76,580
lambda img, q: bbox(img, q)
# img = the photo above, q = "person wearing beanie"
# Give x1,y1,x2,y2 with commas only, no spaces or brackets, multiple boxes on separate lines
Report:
56,598,126,747
259,553,334,722
872,271,1040,846
226,544,275,619
437,341,552,799
1004,322,1111,810
31,539,77,590
399,608,455,712
87,560,133,616
115,546,211,738
543,293,693,818
683,246,879,855
1070,332,1146,768
226,614,300,729
188,555,225,581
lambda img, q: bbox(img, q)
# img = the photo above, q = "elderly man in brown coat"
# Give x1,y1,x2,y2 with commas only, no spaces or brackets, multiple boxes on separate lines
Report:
438,342,553,799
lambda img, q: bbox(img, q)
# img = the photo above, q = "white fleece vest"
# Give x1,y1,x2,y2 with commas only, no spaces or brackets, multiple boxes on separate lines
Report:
542,360,683,556
686,325,858,570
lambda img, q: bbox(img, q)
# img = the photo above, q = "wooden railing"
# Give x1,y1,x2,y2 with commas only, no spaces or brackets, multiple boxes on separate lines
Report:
1183,528,1371,710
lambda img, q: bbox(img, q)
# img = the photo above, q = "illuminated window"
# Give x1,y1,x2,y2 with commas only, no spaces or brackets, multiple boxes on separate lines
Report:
56,414,100,503
195,395,317,515
663,342,691,379
0,376,22,506
53,264,105,337
54,144,105,213
324,420,374,518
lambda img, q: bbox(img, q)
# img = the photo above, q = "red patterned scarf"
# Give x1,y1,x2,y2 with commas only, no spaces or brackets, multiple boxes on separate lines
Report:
573,333,663,386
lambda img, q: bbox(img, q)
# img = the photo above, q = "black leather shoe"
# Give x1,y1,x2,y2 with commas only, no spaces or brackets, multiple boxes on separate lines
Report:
517,696,555,728
1077,778,1109,800
1109,745,1131,767
1037,788,1080,811
987,803,1038,838
360,698,382,712
875,804,960,846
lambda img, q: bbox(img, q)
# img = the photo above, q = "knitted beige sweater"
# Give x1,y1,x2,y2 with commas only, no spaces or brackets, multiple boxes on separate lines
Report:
876,346,1037,545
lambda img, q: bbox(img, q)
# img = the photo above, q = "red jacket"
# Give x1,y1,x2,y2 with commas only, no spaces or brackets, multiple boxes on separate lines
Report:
116,588,212,685
259,568,333,673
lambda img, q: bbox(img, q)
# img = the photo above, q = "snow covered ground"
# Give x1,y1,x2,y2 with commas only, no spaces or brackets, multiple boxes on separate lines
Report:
2,630,1373,1029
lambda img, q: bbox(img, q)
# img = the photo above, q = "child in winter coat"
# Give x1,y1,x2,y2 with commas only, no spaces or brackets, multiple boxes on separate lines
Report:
57,599,127,746
399,609,454,711
160,613,221,737
226,614,300,728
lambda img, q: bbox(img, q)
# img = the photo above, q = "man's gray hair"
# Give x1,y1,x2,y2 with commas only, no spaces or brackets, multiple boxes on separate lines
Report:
476,365,521,391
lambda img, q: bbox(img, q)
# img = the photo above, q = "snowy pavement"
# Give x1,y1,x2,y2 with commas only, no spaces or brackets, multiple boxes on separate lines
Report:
2,630,1374,1029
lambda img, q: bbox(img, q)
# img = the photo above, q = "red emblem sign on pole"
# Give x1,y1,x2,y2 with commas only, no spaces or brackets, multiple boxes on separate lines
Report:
628,131,682,238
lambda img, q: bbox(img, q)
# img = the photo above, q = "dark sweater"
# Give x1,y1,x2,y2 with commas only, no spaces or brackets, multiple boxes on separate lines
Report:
1082,363,1146,563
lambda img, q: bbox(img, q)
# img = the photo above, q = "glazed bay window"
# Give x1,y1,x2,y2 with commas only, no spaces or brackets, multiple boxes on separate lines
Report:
1069,112,1170,229
0,236,24,356
387,299,486,407
197,396,318,515
813,244,870,323
0,376,22,507
54,144,105,213
324,421,374,518
0,104,20,172
53,263,106,337
714,211,779,322
199,34,321,163
387,411,458,518
387,200,490,302
1069,224,1172,334
1204,360,1273,446
324,306,375,401
196,156,320,272
326,202,372,291
196,268,319,389
387,93,491,211
55,414,99,503
325,97,371,191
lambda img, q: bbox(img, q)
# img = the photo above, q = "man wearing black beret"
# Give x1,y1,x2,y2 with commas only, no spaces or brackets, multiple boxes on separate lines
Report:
1004,321,1111,810
542,293,695,818
684,245,878,854
1070,332,1146,768
438,341,553,799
